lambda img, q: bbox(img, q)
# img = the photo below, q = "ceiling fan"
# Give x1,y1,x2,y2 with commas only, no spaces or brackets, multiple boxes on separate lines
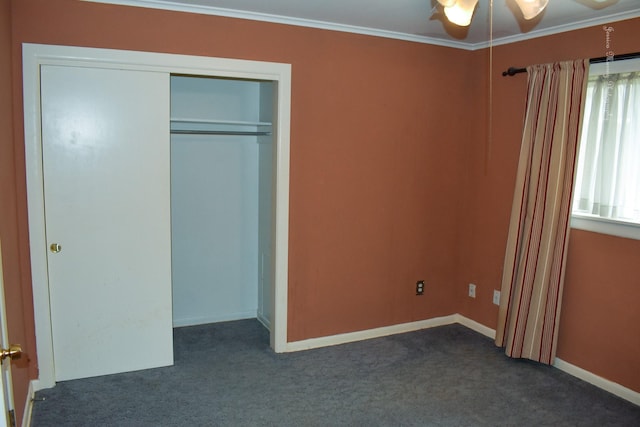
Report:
436,0,610,27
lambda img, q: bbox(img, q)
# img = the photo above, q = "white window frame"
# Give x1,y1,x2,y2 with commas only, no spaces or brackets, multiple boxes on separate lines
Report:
571,58,640,241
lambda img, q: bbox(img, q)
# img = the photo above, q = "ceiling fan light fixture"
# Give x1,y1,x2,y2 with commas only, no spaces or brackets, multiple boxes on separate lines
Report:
514,0,549,20
442,0,479,27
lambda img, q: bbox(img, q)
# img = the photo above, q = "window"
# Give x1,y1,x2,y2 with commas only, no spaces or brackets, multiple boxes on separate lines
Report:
571,58,640,240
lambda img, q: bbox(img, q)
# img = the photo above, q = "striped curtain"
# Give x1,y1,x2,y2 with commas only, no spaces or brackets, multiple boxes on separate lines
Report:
495,59,589,365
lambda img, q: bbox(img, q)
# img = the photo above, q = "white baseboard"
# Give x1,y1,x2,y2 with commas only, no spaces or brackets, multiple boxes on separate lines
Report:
284,314,491,353
172,311,257,328
452,316,640,406
285,314,458,352
31,313,640,410
21,380,37,427
286,313,639,406
256,312,271,331
454,314,497,339
554,358,640,406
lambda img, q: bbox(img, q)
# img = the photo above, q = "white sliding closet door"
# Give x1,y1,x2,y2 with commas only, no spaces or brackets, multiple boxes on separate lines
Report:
41,65,173,381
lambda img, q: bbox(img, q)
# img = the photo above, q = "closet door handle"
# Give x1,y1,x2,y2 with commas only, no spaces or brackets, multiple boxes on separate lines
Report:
50,243,62,253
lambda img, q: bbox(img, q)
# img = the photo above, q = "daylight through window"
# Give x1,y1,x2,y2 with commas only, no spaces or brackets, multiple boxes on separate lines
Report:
572,59,640,233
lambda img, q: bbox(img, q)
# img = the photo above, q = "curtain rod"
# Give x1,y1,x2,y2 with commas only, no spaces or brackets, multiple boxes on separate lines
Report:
501,51,640,77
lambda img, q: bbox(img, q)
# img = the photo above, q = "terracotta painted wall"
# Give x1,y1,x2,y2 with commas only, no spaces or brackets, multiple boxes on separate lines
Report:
4,2,640,422
8,0,471,397
459,18,640,392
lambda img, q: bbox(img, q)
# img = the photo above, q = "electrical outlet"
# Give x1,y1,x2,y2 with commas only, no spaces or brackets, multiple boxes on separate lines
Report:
493,290,501,305
468,283,476,298
416,280,425,295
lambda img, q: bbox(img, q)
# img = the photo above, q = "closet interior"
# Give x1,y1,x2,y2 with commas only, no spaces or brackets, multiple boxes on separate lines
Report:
170,75,274,331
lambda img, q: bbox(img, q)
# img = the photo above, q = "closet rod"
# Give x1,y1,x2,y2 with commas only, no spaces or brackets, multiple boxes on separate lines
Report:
171,130,272,136
501,51,640,77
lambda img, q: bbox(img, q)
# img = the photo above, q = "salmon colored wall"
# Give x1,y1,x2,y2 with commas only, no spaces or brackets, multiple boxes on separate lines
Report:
4,3,640,423
459,18,640,392
2,0,37,424
9,0,469,380
561,231,640,393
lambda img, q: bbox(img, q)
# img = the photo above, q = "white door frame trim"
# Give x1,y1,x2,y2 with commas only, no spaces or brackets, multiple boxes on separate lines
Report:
22,43,291,388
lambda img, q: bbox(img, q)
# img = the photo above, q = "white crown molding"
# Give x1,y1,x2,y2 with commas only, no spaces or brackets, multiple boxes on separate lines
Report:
468,9,640,50
84,0,640,51
82,0,472,49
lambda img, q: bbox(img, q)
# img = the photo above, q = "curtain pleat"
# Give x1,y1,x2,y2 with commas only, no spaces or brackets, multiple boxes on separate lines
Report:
495,59,589,365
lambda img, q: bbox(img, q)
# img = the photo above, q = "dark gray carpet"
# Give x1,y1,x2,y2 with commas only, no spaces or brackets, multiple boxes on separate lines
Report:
31,320,640,426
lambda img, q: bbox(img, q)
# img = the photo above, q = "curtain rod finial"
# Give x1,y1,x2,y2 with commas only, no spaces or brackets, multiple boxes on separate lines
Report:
502,67,527,77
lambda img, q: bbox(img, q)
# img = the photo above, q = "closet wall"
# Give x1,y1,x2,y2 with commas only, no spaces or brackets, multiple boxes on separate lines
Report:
170,75,273,328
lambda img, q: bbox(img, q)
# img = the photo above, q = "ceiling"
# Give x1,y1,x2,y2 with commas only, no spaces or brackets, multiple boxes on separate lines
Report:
87,0,640,49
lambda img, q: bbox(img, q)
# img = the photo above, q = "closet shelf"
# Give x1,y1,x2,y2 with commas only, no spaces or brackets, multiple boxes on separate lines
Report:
170,118,272,137
171,118,272,126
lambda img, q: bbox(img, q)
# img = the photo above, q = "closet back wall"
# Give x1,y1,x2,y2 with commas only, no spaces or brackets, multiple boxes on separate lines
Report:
10,0,470,351
171,76,262,328
170,75,274,328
